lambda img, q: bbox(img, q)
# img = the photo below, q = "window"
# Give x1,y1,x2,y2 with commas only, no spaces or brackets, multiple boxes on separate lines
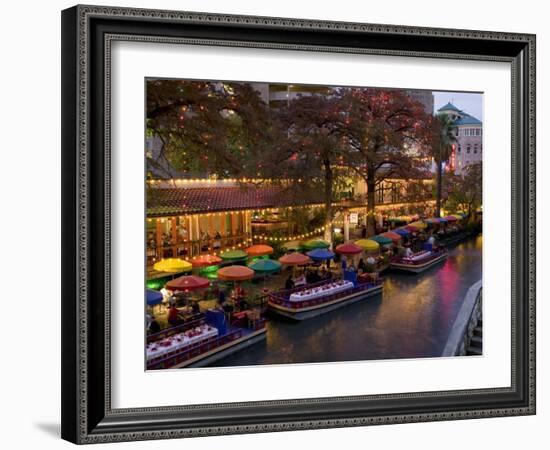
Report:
476,129,481,136
474,144,478,154
458,145,462,153
467,145,471,154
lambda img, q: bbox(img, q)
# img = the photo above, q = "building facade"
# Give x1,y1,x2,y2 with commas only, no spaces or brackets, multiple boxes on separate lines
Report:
437,102,483,175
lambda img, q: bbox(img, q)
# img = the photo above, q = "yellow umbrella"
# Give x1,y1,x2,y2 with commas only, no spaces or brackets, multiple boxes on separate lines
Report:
451,214,463,220
355,239,380,251
153,258,192,273
409,221,427,229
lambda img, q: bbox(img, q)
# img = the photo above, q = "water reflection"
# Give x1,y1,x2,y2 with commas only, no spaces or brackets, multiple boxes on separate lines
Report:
210,235,483,367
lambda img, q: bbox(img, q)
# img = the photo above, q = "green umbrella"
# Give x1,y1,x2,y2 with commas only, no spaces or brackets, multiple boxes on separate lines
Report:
369,235,393,245
219,249,248,261
248,259,282,273
302,239,330,250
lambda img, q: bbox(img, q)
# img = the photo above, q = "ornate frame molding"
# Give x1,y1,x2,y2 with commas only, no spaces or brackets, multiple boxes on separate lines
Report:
61,5,536,444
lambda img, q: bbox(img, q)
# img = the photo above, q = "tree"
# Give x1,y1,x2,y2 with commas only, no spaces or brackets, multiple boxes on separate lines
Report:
280,94,352,243
444,162,482,219
431,113,458,217
146,80,284,179
336,88,434,235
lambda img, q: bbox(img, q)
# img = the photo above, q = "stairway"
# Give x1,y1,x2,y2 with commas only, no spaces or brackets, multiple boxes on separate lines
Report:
466,320,482,356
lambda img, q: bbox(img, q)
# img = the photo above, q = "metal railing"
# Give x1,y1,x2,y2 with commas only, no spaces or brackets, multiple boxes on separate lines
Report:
441,280,483,356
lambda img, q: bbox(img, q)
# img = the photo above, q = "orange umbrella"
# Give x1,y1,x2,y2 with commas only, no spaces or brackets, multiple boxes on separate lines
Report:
190,254,222,267
217,265,255,281
245,244,274,257
165,275,210,292
279,253,312,266
381,231,402,243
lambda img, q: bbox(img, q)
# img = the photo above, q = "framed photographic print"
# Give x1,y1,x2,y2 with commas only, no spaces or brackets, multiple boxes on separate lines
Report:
61,4,536,444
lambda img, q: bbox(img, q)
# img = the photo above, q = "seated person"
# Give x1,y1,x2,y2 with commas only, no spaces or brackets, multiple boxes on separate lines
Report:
284,275,295,290
167,305,184,326
404,245,413,258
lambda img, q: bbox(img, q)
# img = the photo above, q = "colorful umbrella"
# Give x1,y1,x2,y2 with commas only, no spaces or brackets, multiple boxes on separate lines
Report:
219,249,248,261
381,231,402,243
409,221,427,229
306,248,335,261
444,215,458,222
165,275,210,292
436,217,448,223
248,259,282,273
355,239,380,251
451,214,464,220
425,218,438,224
245,244,274,257
405,225,419,232
190,254,222,267
335,243,363,255
282,240,302,251
394,228,410,237
369,235,393,245
279,253,312,266
146,289,163,306
302,239,330,250
217,265,255,281
153,258,192,273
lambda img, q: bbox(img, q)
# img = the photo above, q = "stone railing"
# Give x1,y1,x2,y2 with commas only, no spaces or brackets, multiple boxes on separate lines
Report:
441,280,482,357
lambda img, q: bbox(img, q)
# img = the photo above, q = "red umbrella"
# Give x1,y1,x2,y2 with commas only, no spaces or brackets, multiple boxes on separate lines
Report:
245,244,274,257
217,265,255,281
444,215,458,222
405,225,419,232
381,231,402,243
335,243,363,255
279,253,312,266
190,254,222,267
165,275,210,292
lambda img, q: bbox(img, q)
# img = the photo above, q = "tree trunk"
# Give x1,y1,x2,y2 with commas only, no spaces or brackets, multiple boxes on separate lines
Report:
323,158,334,245
366,165,376,236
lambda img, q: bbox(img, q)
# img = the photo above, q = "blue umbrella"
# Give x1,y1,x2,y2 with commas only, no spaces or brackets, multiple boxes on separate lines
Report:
436,217,448,223
394,228,410,237
306,248,335,261
147,289,163,306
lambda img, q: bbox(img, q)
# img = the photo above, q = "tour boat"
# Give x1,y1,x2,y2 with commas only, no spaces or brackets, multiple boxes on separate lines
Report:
146,309,266,369
267,278,383,321
389,248,448,273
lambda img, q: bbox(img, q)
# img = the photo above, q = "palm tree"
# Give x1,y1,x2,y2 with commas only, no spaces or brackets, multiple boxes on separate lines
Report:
433,113,458,217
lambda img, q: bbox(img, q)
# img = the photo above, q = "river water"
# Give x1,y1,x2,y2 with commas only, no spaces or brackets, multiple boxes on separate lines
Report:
210,235,482,367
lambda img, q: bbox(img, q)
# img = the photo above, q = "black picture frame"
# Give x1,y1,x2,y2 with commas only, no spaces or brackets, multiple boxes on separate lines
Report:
61,4,536,444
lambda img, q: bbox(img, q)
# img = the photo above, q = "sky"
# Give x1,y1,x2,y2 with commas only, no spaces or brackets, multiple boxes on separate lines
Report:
433,91,483,121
